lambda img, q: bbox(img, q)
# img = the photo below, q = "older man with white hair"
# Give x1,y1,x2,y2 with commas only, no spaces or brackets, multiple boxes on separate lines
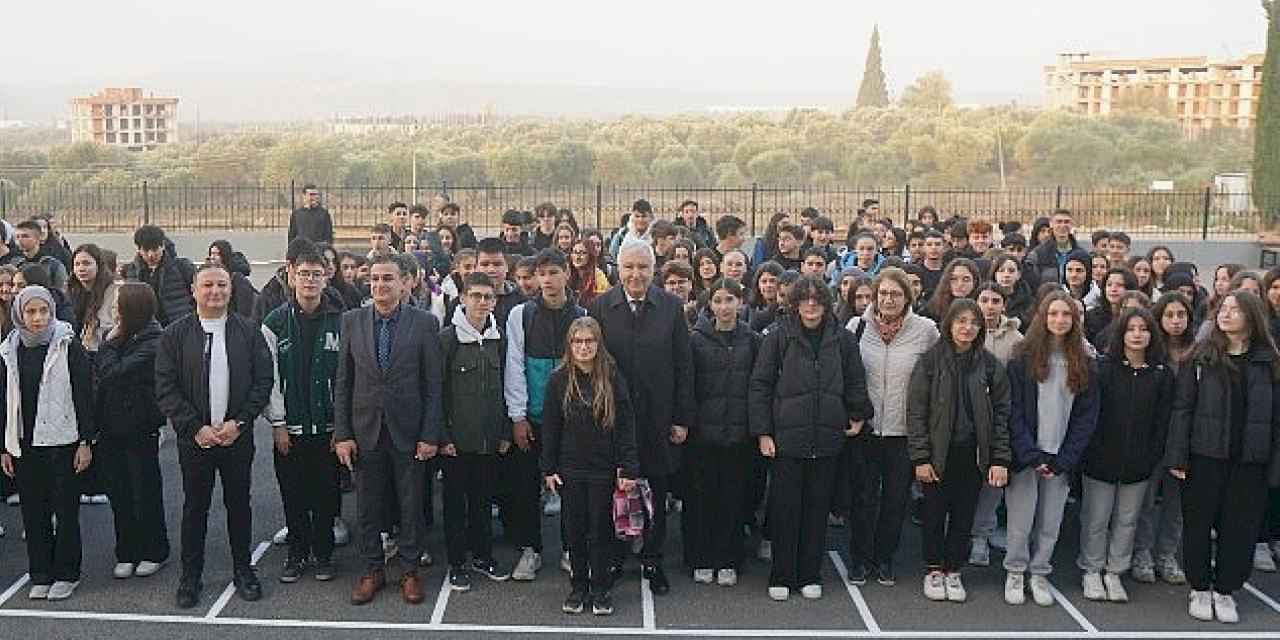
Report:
588,240,695,596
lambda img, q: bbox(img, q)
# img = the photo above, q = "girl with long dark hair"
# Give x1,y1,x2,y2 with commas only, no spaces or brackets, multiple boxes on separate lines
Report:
925,258,980,322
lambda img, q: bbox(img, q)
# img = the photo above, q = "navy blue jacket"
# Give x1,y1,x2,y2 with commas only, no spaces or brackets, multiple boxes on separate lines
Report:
1007,353,1100,473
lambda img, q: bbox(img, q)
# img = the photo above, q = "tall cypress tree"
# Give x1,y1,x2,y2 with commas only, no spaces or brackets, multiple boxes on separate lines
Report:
856,26,890,108
1256,1,1279,223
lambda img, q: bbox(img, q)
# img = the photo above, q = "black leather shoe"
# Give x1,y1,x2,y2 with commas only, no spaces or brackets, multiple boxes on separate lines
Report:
175,577,202,609
233,566,263,602
607,563,626,586
643,564,670,595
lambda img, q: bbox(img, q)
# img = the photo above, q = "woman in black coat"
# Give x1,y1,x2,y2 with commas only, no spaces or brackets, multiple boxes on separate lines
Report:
95,282,170,579
687,278,761,588
1166,290,1280,624
749,275,872,602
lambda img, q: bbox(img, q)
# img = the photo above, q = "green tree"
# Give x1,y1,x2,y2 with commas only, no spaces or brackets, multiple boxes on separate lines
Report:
856,26,890,108
747,149,802,184
1256,0,1280,221
900,71,953,112
545,141,595,186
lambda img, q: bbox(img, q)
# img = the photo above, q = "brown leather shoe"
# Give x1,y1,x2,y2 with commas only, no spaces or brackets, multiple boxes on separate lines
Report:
400,570,425,604
350,569,386,605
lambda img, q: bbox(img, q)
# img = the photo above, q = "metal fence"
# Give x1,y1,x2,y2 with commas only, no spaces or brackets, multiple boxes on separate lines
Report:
0,181,1273,240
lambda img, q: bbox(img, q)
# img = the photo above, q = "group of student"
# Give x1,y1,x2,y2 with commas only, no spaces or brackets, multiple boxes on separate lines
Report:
0,191,1277,626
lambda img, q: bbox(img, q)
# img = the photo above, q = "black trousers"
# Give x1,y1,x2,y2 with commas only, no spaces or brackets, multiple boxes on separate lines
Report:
920,445,982,572
768,456,837,589
505,433,546,553
100,434,170,564
1259,488,1280,543
442,452,498,566
356,428,426,571
16,445,82,584
688,443,750,570
273,434,339,563
562,478,615,595
1181,454,1268,594
852,435,912,567
178,439,254,576
77,444,108,497
743,452,770,535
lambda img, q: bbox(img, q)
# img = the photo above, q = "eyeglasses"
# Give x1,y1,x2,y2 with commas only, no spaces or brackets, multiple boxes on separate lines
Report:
466,292,496,302
877,290,905,300
295,270,326,280
796,298,825,307
571,337,597,345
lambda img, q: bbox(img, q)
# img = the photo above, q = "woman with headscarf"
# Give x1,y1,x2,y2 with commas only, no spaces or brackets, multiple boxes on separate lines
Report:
0,286,97,601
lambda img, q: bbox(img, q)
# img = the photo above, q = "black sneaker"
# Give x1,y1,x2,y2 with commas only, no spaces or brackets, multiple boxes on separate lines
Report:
642,565,670,595
847,562,868,586
449,566,472,592
562,588,587,614
279,557,306,584
874,561,896,587
175,576,202,609
471,557,511,582
233,566,262,602
592,591,614,615
314,558,335,582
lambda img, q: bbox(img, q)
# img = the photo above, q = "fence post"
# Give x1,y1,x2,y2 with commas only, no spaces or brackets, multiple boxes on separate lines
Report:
1054,185,1063,210
441,180,448,198
142,181,150,226
750,183,759,237
0,181,6,220
595,183,603,229
1201,186,1212,240
903,183,911,227
289,180,296,213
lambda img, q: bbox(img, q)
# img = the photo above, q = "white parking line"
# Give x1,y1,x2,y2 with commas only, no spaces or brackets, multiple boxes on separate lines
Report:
0,573,30,607
828,550,880,633
1047,580,1099,633
204,540,272,619
640,574,656,630
428,570,452,625
1242,582,1280,617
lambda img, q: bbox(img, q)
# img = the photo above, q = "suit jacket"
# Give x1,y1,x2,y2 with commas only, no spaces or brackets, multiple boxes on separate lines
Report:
333,304,444,452
589,285,695,476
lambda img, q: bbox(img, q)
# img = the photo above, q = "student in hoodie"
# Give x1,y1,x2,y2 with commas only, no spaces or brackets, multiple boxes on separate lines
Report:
673,200,715,249
127,225,195,327
443,239,524,331
907,298,1011,603
504,249,587,582
771,224,805,273
438,273,514,592
969,282,1024,567
750,275,872,601
1061,251,1096,308
687,278,761,587
607,199,655,259
17,263,74,324
532,202,559,251
847,267,939,587
1166,290,1280,624
1162,270,1207,336
989,253,1035,329
1077,307,1173,604
499,210,535,258
836,232,885,280
924,258,980,323
0,285,96,601
207,240,257,319
1003,290,1100,608
96,282,170,581
261,251,344,584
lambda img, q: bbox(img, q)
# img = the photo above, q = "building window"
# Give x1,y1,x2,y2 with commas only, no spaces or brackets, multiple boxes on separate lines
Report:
155,105,165,115
157,132,167,143
120,118,128,130
106,119,114,130
104,105,113,117
147,131,155,142
133,133,142,144
106,133,116,143
145,104,153,114
133,118,141,129
156,118,165,128
132,104,141,116
146,118,154,129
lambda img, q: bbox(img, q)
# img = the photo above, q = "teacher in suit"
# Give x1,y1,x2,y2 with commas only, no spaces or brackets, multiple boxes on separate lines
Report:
334,255,444,606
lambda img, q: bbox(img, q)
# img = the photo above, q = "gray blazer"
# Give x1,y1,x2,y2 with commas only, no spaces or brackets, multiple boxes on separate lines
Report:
333,304,444,452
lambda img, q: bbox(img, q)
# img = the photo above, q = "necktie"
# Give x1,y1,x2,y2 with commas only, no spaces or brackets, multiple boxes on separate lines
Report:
630,300,642,319
377,317,390,371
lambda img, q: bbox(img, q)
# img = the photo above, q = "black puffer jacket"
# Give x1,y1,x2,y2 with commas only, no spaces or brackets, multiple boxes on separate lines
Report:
95,321,165,440
689,315,761,447
1083,356,1174,484
1166,345,1280,487
748,314,873,459
126,240,195,327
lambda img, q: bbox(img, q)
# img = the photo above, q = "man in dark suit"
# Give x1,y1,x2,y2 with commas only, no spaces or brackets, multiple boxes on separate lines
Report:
334,255,444,607
589,240,695,595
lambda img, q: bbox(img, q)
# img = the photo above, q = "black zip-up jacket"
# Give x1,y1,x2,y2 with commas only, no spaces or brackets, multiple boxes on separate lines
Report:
1166,345,1280,487
287,205,334,246
690,316,761,448
1082,355,1174,484
748,314,873,459
154,312,274,448
540,368,640,483
906,343,1012,478
674,216,715,249
126,243,195,327
95,321,166,440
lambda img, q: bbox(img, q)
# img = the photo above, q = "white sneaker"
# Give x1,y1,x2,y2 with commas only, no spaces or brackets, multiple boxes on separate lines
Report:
923,572,946,601
693,569,714,584
1103,573,1128,603
1081,571,1106,601
28,584,50,600
79,495,92,505
968,537,990,567
800,584,822,599
1156,555,1187,585
113,562,135,579
1029,575,1054,607
89,494,109,505
0,522,5,537
543,493,561,516
757,540,773,561
511,547,542,581
1213,592,1239,623
418,550,433,567
333,517,350,546
944,572,967,603
768,586,789,601
134,560,166,577
5,493,18,506
1271,541,1280,563
1189,590,1214,621
1004,572,1026,605
47,581,79,600
1253,543,1277,572
559,551,571,573
272,526,289,546
716,569,738,586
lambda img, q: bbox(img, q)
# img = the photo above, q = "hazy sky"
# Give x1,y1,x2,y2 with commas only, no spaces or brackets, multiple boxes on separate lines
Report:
1,0,1269,120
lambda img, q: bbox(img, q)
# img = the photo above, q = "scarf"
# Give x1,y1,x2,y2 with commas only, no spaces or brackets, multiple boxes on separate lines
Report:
875,310,905,345
13,286,55,347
